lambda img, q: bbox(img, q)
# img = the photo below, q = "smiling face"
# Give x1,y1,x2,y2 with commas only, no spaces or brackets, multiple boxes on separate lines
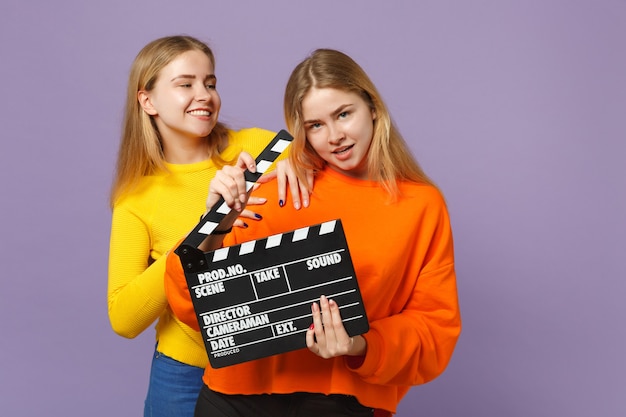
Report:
301,87,376,179
138,49,221,147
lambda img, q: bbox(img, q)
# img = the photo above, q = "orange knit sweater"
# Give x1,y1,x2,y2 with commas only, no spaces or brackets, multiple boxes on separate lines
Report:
165,167,461,414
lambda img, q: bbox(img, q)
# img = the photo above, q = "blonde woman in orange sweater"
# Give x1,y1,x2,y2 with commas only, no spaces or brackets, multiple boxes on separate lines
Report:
165,48,461,416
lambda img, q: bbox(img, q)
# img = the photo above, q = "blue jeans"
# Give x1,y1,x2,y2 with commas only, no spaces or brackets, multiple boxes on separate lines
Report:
144,348,205,417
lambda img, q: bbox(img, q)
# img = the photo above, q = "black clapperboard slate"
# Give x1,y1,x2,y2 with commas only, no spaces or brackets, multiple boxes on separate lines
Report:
175,130,369,368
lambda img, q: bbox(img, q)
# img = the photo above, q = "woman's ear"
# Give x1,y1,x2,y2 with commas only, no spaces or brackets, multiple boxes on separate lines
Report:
371,108,377,121
138,90,158,116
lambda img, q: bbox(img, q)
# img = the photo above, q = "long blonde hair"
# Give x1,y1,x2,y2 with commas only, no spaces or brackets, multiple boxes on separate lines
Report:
110,35,230,207
284,48,436,198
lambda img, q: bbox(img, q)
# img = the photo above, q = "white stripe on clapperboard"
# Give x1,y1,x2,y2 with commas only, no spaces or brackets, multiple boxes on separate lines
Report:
198,138,292,237
211,220,337,262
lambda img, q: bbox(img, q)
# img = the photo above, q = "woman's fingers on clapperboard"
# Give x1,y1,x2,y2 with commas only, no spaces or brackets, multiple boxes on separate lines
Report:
235,151,257,173
205,182,224,214
325,296,352,355
234,151,257,206
306,299,325,355
211,166,247,212
307,295,350,358
320,295,343,357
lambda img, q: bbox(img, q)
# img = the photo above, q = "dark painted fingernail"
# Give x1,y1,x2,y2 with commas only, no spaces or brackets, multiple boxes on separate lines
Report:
279,200,284,207
255,213,262,219
243,222,249,228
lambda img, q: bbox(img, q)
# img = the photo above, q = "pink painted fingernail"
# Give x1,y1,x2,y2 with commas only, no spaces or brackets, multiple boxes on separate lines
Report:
309,324,314,330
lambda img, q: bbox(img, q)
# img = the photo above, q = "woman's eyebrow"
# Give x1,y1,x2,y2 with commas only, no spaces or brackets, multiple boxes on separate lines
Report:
170,74,216,82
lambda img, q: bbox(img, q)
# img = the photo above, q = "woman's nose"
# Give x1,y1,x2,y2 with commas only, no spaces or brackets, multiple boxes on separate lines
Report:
327,123,345,144
195,85,212,102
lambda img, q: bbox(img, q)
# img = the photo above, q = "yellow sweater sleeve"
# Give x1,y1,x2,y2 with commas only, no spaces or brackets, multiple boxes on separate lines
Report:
108,200,169,338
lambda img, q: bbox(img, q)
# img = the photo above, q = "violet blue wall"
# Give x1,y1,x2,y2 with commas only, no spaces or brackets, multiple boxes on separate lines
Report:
1,1,624,416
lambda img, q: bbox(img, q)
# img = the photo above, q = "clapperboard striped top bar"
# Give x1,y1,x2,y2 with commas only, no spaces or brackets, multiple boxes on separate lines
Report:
177,130,294,251
211,220,338,262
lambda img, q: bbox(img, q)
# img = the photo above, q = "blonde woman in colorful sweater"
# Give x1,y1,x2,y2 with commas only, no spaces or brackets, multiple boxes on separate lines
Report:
165,48,461,417
108,35,310,417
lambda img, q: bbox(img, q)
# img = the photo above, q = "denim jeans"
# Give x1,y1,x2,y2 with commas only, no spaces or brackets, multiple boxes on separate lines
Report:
144,348,205,417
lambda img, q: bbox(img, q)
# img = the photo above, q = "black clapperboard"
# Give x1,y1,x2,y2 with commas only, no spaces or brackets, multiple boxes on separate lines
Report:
175,130,369,368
